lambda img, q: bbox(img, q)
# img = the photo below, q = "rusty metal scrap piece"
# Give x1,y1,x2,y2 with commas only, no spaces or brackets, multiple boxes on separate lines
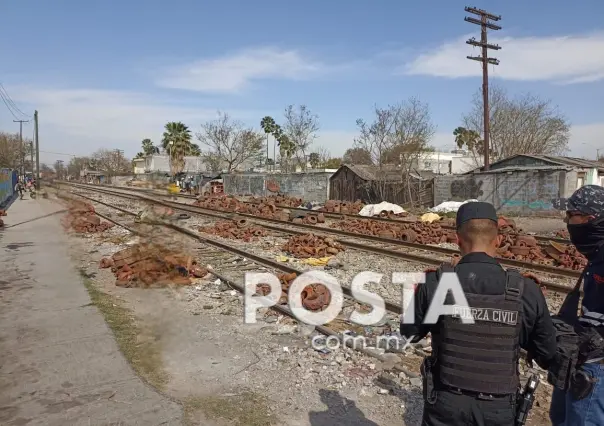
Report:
198,219,267,242
104,243,207,288
320,200,365,215
256,272,331,311
282,233,344,259
61,200,115,234
332,217,587,270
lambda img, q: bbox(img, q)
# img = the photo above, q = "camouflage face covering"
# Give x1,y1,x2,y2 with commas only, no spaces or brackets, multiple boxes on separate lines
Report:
556,185,604,218
562,185,604,259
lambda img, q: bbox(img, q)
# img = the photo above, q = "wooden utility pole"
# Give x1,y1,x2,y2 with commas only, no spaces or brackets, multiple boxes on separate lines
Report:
464,6,501,171
13,119,29,178
34,111,40,189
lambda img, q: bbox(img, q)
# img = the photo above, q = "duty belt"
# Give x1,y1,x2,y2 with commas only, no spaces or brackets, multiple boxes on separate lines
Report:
442,385,515,401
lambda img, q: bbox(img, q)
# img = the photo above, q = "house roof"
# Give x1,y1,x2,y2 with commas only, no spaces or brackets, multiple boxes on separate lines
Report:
472,154,604,173
342,164,403,181
339,164,433,181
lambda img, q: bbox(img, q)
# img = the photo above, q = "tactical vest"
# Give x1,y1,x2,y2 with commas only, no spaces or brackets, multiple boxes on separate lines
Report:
434,264,525,395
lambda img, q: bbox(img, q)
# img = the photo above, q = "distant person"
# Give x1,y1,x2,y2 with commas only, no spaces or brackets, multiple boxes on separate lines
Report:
15,181,24,199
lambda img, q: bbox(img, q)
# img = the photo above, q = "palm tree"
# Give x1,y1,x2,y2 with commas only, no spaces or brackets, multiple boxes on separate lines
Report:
162,122,194,176
260,116,276,169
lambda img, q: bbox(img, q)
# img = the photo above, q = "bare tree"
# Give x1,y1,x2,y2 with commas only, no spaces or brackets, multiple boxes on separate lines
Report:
66,156,92,179
0,132,33,169
354,106,398,167
316,146,332,168
343,147,373,165
283,105,320,171
354,97,436,206
196,112,264,173
461,85,570,162
91,149,131,176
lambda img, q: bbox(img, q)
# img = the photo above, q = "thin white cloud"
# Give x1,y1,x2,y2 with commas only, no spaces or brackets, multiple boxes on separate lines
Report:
156,47,325,93
10,87,260,161
404,32,604,84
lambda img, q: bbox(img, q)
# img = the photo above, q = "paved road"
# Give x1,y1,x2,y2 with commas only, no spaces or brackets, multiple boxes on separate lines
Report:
0,198,183,425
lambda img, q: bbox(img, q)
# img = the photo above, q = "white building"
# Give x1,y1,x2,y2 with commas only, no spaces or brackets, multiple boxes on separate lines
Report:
134,155,259,174
415,150,483,174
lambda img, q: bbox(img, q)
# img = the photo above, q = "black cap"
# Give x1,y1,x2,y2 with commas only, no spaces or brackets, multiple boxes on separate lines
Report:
553,185,604,218
456,201,498,229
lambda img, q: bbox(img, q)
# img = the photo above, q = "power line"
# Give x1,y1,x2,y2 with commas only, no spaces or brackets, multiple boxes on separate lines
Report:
464,6,501,171
0,83,30,120
0,89,22,120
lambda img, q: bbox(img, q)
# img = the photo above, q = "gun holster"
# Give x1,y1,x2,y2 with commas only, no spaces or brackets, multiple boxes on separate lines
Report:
421,357,437,405
570,368,597,401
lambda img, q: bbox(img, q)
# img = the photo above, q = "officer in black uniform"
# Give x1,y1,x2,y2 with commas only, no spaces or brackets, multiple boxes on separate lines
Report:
400,201,557,426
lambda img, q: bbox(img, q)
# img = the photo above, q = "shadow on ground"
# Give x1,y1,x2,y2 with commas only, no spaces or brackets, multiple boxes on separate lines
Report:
308,389,379,426
308,384,424,426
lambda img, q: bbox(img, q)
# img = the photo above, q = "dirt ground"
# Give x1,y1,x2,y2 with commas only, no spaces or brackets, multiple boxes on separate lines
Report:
57,190,563,426
68,232,428,425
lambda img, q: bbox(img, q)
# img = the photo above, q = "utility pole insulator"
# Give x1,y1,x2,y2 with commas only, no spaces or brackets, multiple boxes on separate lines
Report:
464,6,501,171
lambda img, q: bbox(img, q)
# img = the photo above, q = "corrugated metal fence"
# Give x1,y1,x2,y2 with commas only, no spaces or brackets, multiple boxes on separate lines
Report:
0,168,18,208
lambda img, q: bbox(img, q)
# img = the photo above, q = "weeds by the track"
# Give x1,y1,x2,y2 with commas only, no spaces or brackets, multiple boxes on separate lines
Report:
183,391,278,426
79,269,170,390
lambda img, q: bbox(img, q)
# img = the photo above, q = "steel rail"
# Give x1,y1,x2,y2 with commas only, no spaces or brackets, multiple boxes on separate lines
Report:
64,182,581,280
65,184,576,295
65,192,418,377
95,182,572,245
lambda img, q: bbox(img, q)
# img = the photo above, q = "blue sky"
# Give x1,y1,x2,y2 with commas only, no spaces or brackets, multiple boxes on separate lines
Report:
1,0,603,165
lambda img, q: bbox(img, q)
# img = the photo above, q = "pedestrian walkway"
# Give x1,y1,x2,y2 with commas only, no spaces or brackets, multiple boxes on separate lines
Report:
0,198,183,425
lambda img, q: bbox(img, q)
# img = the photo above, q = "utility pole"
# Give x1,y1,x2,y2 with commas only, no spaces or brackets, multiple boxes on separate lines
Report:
13,119,29,179
34,111,40,189
114,149,124,183
464,6,501,171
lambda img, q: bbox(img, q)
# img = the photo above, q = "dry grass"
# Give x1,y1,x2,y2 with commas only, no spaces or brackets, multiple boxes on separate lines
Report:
80,270,169,390
183,392,278,426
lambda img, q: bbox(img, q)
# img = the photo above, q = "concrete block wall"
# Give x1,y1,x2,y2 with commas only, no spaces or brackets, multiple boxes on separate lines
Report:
434,169,574,215
223,172,333,202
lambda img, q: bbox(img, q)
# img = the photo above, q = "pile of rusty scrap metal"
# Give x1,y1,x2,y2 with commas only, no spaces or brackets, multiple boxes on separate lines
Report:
249,195,303,208
288,209,326,225
542,241,587,270
99,243,208,288
61,201,115,233
256,272,331,311
333,218,587,270
198,218,267,242
282,233,345,258
318,200,365,214
332,219,456,244
193,196,287,220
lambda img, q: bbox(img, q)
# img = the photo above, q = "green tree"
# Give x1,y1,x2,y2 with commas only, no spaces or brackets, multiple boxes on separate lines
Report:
343,147,373,165
308,152,320,168
323,157,342,169
260,116,276,168
453,127,483,154
161,122,198,175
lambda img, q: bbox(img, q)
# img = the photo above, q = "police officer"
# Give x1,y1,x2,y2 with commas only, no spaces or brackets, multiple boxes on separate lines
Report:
401,201,557,426
550,185,604,425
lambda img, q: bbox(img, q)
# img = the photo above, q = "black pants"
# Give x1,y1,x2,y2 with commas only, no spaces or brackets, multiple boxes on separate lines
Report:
422,390,515,426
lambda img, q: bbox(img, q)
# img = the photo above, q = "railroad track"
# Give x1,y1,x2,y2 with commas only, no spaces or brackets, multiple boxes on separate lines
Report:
60,182,579,294
88,182,572,245
58,191,420,375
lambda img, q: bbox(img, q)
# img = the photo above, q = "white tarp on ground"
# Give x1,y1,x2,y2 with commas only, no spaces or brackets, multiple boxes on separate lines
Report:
359,201,406,217
429,199,478,213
